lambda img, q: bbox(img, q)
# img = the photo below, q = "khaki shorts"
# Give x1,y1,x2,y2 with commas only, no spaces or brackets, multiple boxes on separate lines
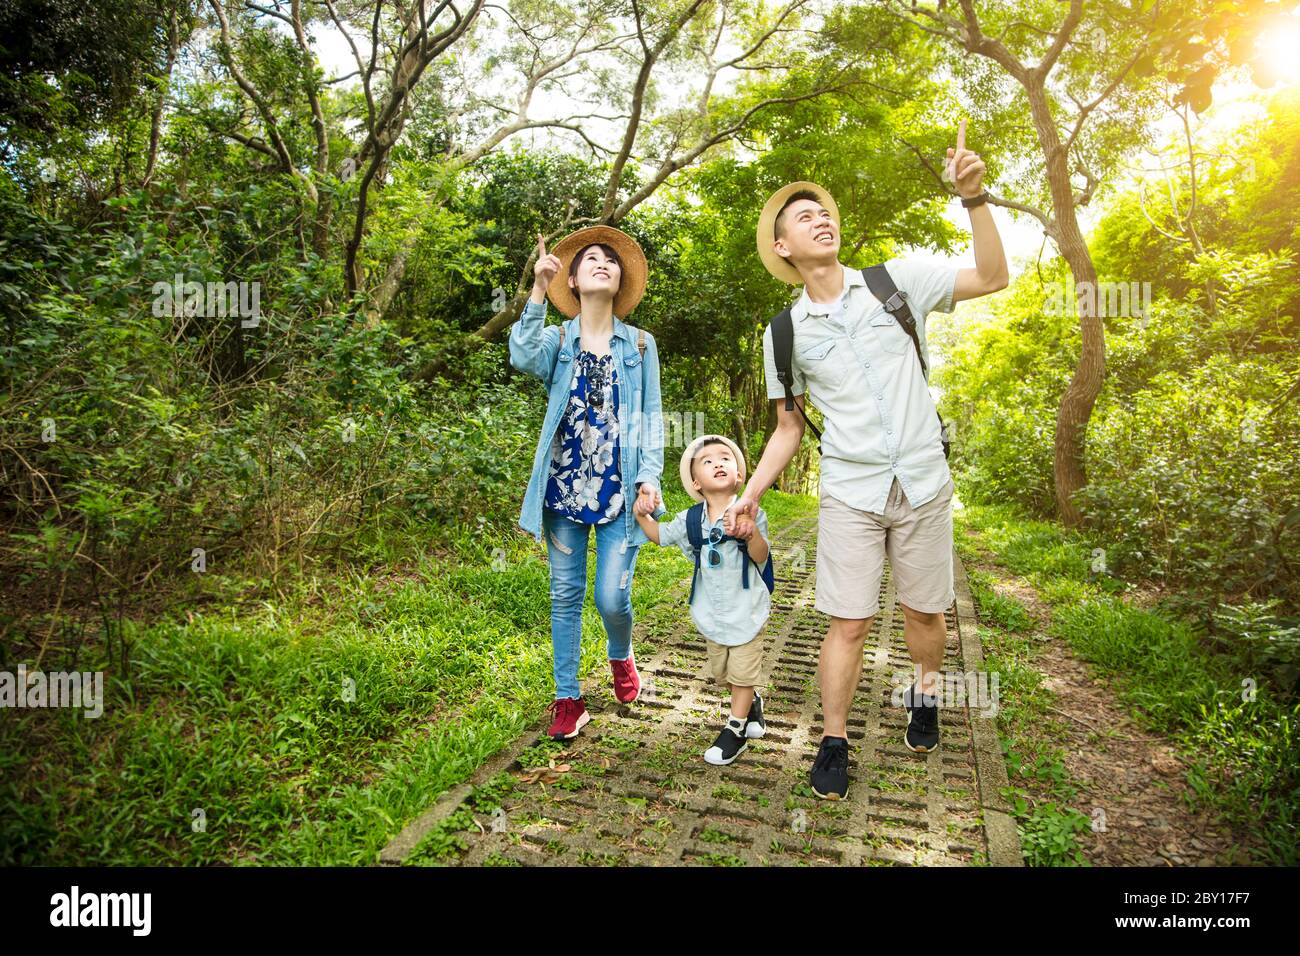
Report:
704,635,765,687
815,476,955,619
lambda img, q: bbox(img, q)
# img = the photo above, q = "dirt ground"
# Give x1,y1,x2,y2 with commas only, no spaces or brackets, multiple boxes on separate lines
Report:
961,531,1258,866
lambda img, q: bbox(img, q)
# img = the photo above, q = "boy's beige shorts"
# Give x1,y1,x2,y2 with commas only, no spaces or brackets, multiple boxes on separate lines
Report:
704,634,765,687
815,475,956,619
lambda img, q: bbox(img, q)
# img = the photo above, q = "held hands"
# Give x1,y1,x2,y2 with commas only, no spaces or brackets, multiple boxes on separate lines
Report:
945,119,987,199
724,493,758,536
534,233,561,293
727,510,756,542
633,483,662,516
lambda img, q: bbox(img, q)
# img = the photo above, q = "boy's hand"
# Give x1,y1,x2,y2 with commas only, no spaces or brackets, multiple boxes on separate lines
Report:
726,492,759,535
729,512,756,541
634,483,659,516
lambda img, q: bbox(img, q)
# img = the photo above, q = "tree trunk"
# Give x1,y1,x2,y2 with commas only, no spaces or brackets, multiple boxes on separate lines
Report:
1025,81,1105,527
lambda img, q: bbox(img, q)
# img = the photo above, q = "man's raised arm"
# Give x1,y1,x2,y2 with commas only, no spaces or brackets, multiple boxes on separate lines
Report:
948,119,1009,302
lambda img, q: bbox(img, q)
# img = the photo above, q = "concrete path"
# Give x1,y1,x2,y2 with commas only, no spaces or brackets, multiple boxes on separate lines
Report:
382,509,1022,866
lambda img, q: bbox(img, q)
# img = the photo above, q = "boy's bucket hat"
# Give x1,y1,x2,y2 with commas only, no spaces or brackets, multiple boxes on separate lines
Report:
547,225,648,318
679,434,747,503
756,181,841,284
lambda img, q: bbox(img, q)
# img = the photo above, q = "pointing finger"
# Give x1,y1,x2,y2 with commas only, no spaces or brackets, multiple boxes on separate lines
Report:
956,118,967,153
537,232,546,258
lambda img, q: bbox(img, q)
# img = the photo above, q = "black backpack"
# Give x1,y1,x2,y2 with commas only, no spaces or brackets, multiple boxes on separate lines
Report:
771,264,950,458
683,501,775,605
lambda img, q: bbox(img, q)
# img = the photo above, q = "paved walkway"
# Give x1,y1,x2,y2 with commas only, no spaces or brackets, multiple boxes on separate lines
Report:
382,509,1022,866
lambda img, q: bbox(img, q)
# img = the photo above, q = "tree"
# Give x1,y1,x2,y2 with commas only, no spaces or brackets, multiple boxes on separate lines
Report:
878,0,1281,525
405,0,870,340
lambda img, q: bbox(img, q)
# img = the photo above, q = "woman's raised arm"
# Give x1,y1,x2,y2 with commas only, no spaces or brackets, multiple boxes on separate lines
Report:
508,234,564,382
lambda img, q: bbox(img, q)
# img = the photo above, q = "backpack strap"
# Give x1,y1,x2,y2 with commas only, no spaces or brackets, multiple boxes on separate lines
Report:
861,265,951,460
685,502,704,605
771,307,823,455
687,501,778,600
549,324,567,390
753,551,776,594
862,266,927,377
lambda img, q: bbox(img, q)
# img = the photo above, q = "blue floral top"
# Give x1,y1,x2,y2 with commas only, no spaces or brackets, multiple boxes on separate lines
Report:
544,345,624,523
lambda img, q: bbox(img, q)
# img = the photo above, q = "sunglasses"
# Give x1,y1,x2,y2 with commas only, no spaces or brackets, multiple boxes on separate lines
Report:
704,525,725,567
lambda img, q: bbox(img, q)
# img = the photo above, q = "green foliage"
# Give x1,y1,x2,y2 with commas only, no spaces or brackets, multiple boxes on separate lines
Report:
1008,792,1092,868
0,0,176,136
940,90,1300,632
966,570,1034,633
964,501,1299,865
1052,599,1230,733
1186,697,1299,865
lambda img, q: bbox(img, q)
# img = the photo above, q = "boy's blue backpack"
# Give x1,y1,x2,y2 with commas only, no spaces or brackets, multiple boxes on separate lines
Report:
684,501,776,605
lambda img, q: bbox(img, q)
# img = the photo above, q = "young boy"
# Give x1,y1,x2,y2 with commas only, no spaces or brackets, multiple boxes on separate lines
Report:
633,434,773,765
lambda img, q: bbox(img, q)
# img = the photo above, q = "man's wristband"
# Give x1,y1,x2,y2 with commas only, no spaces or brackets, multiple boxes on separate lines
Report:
960,192,990,209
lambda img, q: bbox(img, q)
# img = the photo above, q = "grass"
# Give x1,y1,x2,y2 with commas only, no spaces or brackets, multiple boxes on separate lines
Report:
0,487,819,865
957,498,1299,866
957,505,1120,866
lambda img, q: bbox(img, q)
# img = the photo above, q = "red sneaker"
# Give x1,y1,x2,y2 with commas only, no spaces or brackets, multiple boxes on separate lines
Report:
610,651,641,703
545,697,590,740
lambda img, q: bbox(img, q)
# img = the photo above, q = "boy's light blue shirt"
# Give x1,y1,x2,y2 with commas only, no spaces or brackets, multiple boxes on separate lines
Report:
657,496,772,647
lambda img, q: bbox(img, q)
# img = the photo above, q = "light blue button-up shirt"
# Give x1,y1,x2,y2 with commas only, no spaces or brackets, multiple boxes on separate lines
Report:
657,497,771,647
761,260,957,513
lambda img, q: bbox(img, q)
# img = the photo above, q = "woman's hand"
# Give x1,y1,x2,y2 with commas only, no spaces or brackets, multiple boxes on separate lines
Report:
533,233,561,294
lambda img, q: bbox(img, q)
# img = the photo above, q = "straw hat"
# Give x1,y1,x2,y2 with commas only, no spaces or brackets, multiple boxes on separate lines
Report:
679,434,747,503
756,181,841,284
546,225,648,318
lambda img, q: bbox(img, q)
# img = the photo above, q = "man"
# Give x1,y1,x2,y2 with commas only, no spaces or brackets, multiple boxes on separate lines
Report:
728,121,1008,800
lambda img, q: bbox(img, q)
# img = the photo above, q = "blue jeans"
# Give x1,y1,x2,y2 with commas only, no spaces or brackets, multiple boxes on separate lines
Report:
542,506,642,700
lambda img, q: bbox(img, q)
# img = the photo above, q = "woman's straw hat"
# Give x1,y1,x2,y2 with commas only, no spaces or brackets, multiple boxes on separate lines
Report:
679,434,747,503
756,181,840,284
547,225,648,318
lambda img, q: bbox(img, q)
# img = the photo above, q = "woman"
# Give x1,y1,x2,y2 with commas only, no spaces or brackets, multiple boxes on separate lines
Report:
508,225,665,741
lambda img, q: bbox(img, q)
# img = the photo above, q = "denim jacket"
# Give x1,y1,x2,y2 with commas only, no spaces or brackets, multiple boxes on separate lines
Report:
509,298,667,545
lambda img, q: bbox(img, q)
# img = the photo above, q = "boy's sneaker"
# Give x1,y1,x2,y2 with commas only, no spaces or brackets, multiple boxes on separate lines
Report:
704,716,749,766
744,692,766,739
546,697,590,740
903,685,941,753
809,735,850,800
610,650,641,703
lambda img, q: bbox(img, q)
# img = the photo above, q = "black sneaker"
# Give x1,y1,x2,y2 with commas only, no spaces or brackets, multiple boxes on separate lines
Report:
744,693,766,739
904,685,941,753
704,717,748,766
809,735,849,800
